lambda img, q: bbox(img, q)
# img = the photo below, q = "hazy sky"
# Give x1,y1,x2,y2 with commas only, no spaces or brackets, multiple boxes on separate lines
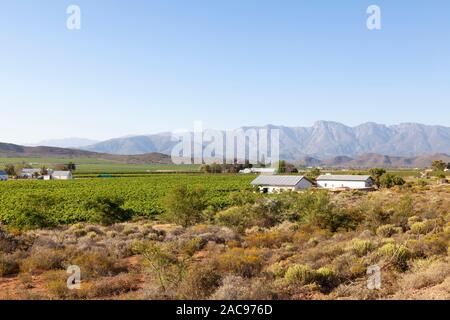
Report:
1,0,449,144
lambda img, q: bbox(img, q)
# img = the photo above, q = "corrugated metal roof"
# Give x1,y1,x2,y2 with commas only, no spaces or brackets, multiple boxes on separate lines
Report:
251,175,307,186
317,175,372,181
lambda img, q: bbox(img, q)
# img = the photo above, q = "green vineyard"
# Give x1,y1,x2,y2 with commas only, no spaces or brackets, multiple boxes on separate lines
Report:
0,174,254,226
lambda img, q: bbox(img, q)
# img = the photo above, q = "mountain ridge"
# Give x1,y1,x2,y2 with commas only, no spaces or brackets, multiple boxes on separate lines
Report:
79,121,450,160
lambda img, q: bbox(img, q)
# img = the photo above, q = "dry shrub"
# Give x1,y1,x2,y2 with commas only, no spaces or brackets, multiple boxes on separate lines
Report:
378,243,411,271
72,250,124,279
18,272,34,289
83,273,141,298
0,228,22,253
178,263,222,299
376,224,401,237
0,252,21,276
210,275,274,300
20,248,67,274
399,259,450,291
216,247,263,278
245,230,291,248
331,253,366,279
43,270,70,299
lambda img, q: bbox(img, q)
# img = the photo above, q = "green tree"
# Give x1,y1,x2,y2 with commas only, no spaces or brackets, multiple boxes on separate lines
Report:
40,166,48,176
161,185,207,227
277,160,286,173
307,168,321,180
432,160,446,172
85,196,133,225
67,162,76,172
369,168,386,187
3,164,15,176
13,164,24,177
379,174,405,188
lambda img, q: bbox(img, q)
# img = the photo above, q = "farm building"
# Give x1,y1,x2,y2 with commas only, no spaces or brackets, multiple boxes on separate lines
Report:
316,174,374,190
21,168,41,179
239,168,277,175
51,171,73,180
251,175,312,193
0,170,8,181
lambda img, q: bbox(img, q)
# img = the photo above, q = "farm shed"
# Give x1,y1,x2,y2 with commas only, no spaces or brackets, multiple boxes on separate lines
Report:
51,171,73,180
316,174,374,190
251,175,312,193
21,168,41,179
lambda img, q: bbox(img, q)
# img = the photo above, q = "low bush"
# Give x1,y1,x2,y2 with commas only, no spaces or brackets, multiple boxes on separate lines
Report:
376,224,401,237
314,267,340,290
43,270,70,299
71,250,121,279
378,243,411,271
178,264,222,299
245,230,291,248
410,220,435,235
284,264,315,286
20,248,67,275
216,247,263,278
351,239,375,257
0,253,20,276
84,273,141,298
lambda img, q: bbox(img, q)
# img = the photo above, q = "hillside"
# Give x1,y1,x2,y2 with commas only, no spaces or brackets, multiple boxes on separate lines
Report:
0,142,172,164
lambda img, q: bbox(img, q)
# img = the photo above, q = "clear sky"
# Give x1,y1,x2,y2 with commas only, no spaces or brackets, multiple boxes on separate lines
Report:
1,0,449,144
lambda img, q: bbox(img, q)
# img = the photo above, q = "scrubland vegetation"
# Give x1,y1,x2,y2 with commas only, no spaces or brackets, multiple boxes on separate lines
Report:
0,177,448,300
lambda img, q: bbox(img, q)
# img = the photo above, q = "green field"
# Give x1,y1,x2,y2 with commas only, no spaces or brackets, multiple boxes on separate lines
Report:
0,174,254,226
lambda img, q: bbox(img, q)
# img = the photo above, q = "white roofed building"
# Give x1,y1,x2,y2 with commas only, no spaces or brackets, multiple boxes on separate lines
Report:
51,171,73,180
251,175,312,193
239,168,277,175
316,174,374,190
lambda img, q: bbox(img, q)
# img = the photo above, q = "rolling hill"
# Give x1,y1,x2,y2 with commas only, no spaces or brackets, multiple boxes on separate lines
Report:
0,142,172,164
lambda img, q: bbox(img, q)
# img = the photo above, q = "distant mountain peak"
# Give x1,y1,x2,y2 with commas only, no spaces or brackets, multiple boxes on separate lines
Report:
27,138,99,149
77,121,450,160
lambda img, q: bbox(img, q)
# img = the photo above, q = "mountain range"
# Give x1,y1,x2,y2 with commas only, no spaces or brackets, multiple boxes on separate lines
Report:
77,121,450,160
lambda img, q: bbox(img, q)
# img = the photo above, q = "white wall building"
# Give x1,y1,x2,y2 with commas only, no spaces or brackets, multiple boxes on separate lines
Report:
316,174,374,190
251,175,312,193
51,171,73,180
239,168,277,175
0,170,8,181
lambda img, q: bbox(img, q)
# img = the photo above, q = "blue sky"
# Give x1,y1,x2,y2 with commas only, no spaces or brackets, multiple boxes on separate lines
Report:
0,0,449,144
